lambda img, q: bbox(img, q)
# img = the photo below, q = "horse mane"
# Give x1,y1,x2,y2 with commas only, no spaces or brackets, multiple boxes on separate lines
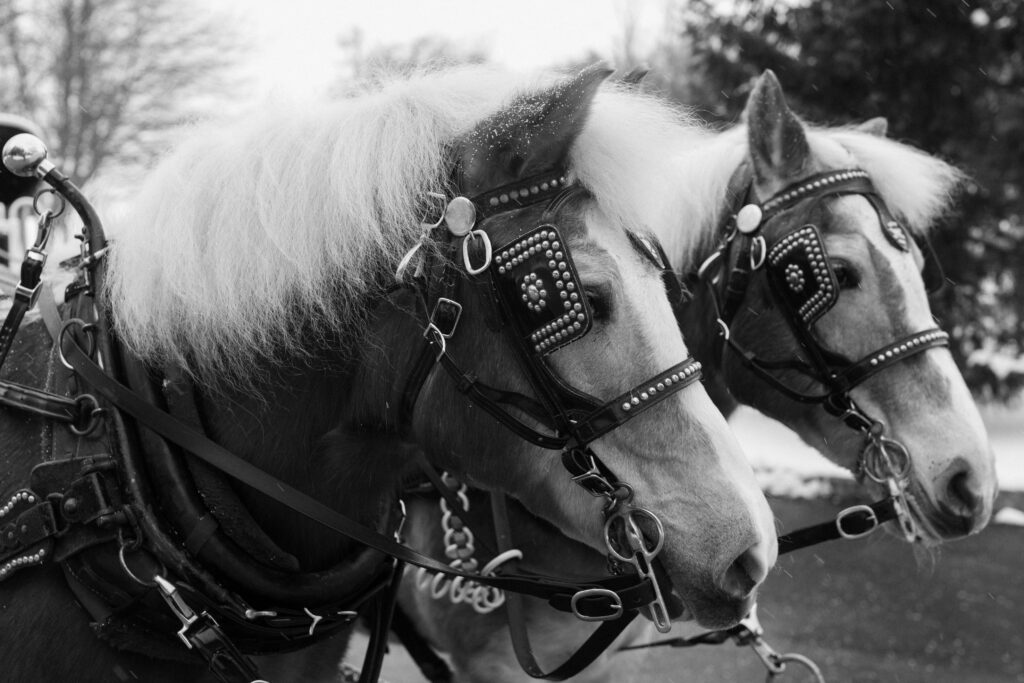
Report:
657,125,965,273
104,66,701,379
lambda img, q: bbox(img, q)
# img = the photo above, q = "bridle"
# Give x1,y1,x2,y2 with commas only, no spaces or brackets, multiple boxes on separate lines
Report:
697,165,951,547
0,133,703,683
398,168,703,639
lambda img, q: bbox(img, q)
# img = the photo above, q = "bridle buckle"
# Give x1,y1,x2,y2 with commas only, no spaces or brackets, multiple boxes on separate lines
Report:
835,504,879,540
570,588,623,622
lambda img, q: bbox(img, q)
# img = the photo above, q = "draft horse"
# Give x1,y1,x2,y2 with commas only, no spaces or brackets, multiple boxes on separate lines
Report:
0,66,777,682
397,70,998,682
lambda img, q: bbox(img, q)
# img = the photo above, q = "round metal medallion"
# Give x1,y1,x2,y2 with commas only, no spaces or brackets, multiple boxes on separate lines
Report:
444,196,476,236
736,204,763,234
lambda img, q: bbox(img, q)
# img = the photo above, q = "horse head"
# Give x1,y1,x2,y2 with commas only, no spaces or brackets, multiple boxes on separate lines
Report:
409,66,776,628
713,70,996,543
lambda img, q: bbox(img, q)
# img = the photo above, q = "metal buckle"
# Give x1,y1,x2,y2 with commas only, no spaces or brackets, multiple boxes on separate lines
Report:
569,452,617,499
429,298,463,339
154,575,202,648
835,504,879,539
570,588,623,621
462,229,492,275
749,234,767,270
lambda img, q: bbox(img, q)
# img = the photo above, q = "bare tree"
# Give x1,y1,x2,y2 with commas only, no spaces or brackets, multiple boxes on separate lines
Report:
0,0,243,187
334,28,488,92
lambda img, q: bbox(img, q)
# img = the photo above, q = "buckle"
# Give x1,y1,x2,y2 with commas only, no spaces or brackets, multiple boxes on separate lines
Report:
835,504,879,539
569,452,617,498
570,588,623,621
429,298,463,338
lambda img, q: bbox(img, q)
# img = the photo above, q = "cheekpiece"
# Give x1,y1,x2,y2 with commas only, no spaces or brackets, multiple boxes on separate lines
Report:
766,224,839,326
491,225,592,356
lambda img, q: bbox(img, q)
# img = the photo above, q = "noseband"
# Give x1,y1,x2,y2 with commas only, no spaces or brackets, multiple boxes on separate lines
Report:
699,166,950,544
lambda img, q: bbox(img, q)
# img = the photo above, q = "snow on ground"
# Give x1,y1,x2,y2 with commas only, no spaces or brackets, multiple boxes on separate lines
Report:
731,403,1024,494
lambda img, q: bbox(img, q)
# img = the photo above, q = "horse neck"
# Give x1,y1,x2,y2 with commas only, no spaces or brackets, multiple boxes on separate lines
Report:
194,297,424,568
679,275,741,418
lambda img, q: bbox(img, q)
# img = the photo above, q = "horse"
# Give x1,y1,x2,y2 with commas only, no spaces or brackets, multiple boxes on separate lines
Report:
396,70,998,682
0,65,778,683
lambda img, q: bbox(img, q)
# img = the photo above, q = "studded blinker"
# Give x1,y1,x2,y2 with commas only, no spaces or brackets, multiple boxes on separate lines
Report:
492,225,592,355
766,224,839,326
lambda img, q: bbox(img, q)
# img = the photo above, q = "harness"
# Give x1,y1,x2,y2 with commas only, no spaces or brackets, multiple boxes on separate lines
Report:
697,165,950,548
0,135,701,682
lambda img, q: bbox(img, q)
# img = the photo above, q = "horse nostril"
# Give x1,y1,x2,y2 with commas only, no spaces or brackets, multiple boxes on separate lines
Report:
947,469,981,518
717,545,768,600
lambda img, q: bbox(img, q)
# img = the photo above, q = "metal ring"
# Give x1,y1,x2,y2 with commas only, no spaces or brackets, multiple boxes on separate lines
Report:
861,436,912,484
57,318,97,370
118,542,163,588
462,229,492,275
70,393,103,436
766,652,826,682
604,506,666,563
750,234,767,271
32,189,66,218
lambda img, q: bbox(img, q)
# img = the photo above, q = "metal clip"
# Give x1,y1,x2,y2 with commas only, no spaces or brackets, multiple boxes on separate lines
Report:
154,575,201,648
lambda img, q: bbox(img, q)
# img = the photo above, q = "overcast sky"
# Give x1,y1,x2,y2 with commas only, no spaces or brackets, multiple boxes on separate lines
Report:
212,0,670,101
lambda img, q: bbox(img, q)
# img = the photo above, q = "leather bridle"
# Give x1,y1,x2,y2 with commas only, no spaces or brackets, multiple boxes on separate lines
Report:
698,165,951,548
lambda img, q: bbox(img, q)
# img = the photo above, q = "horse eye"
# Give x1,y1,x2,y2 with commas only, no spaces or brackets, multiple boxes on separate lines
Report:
585,289,611,321
833,262,860,289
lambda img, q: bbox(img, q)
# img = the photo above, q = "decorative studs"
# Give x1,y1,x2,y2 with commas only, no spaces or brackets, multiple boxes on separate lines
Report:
785,263,806,292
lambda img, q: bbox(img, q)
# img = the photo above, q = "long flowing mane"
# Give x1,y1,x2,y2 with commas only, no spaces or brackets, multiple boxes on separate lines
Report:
655,124,965,271
104,67,702,378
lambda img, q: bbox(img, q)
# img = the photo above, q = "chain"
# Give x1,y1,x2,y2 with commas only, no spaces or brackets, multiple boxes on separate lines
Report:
415,472,521,614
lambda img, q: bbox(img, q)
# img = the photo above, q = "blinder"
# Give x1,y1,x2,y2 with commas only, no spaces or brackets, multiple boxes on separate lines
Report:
765,224,839,327
492,225,593,356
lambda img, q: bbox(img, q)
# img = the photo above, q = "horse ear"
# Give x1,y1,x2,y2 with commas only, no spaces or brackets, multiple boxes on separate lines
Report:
620,65,650,86
744,69,810,188
457,64,613,195
857,117,889,137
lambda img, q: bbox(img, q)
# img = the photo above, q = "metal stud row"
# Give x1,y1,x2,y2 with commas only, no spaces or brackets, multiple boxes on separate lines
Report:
762,170,869,213
867,331,948,367
486,175,566,208
495,230,556,275
621,362,702,412
769,226,835,322
530,309,587,353
0,490,35,519
0,547,46,580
